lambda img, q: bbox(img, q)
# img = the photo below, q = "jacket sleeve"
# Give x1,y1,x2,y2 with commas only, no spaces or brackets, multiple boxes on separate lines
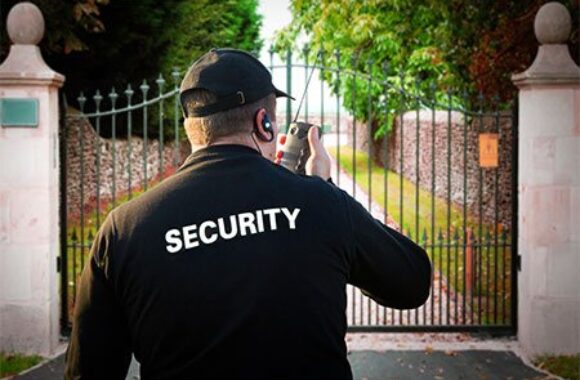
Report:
343,192,432,309
65,212,132,380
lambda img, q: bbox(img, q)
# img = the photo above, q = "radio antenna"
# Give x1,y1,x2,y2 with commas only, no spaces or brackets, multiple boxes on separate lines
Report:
293,51,320,122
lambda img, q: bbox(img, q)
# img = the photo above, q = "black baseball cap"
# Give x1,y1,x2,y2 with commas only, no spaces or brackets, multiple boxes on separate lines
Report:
180,48,294,117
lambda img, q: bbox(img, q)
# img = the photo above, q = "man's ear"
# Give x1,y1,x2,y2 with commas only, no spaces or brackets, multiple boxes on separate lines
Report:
253,108,273,142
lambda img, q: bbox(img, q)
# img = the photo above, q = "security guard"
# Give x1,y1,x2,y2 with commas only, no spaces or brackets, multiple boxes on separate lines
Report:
65,48,432,379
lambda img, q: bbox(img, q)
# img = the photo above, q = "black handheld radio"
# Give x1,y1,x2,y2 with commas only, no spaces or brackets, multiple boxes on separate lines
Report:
279,54,322,175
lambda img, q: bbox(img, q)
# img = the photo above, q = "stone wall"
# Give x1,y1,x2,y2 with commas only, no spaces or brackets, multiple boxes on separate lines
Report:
64,113,190,221
347,110,514,228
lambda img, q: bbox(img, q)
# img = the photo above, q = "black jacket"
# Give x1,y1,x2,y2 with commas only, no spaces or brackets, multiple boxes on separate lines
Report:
65,144,431,379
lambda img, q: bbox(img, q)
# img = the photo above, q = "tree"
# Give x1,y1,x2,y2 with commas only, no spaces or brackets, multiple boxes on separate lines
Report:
276,0,579,138
1,0,262,115
0,0,108,58
1,0,263,139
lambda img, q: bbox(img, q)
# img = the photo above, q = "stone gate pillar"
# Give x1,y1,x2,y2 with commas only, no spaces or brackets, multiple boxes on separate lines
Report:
512,2,580,356
0,2,64,355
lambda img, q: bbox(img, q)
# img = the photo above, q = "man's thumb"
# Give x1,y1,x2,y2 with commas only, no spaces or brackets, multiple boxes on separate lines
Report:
307,126,322,154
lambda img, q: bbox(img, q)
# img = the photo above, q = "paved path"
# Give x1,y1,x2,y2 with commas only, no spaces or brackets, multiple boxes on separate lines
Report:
15,349,550,380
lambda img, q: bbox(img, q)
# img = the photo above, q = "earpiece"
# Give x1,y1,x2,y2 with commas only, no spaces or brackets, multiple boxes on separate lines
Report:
262,113,272,132
254,110,274,142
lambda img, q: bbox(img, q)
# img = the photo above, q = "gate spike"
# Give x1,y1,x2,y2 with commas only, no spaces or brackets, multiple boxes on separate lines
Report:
414,74,422,103
350,53,358,70
156,74,166,92
398,70,405,91
268,45,275,67
171,67,180,86
93,90,103,111
437,229,444,241
125,84,134,104
485,228,492,241
446,88,453,108
453,228,460,241
77,92,86,113
71,229,78,242
302,44,310,60
477,91,485,111
109,87,118,109
87,230,94,242
422,228,428,243
140,79,150,98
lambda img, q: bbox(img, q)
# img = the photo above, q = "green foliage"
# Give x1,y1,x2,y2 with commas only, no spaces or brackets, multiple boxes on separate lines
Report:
0,352,43,377
0,0,108,58
276,0,579,136
275,0,459,136
162,0,262,74
1,0,263,140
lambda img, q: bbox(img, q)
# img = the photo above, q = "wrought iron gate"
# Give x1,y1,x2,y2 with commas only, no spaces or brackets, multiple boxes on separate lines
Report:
60,49,518,335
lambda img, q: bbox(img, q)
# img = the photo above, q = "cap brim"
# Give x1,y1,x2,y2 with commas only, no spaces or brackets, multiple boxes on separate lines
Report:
274,87,295,100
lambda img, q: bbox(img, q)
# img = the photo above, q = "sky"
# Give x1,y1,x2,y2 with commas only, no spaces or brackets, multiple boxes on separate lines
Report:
257,0,342,118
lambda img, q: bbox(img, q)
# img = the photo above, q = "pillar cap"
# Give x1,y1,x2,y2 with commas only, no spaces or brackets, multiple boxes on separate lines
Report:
512,2,579,87
534,2,572,45
0,2,64,87
7,2,44,46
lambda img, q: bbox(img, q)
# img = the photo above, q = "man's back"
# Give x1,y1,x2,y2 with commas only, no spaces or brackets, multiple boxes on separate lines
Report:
65,144,431,379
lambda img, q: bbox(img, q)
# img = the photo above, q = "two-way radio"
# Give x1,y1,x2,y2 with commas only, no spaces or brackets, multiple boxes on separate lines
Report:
278,53,323,175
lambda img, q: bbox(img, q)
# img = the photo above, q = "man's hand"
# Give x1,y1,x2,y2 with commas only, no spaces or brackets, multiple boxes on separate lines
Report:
275,127,331,180
305,126,331,180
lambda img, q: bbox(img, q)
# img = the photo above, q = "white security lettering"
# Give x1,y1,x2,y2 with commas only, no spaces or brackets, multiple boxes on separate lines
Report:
262,208,281,230
238,212,257,236
199,220,218,244
165,229,183,253
218,215,238,240
281,208,301,229
164,206,300,253
255,210,265,232
182,224,199,249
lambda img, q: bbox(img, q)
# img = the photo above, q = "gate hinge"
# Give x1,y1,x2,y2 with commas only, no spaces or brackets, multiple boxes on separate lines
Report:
56,256,61,273
516,254,522,271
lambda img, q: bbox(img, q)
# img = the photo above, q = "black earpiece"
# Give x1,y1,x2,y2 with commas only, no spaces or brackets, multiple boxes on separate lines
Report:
262,113,272,132
254,110,274,142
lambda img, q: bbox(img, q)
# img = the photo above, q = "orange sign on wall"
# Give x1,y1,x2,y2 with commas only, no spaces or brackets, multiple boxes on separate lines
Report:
479,133,499,168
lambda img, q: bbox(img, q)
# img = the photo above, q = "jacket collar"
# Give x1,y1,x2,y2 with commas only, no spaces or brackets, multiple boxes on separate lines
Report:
177,144,262,172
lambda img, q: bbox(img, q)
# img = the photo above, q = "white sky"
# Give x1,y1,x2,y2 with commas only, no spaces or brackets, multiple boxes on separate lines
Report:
257,0,342,118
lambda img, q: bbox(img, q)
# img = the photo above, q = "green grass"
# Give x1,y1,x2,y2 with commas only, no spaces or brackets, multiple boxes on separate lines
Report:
534,354,580,380
329,146,483,239
0,352,43,377
329,146,513,325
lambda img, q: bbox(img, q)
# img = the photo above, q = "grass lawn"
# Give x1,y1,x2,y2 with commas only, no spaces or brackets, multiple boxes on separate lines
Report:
0,352,43,377
328,146,484,239
534,354,580,380
329,146,513,325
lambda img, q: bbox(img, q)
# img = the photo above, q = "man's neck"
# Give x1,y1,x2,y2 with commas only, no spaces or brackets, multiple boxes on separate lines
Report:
190,135,259,155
